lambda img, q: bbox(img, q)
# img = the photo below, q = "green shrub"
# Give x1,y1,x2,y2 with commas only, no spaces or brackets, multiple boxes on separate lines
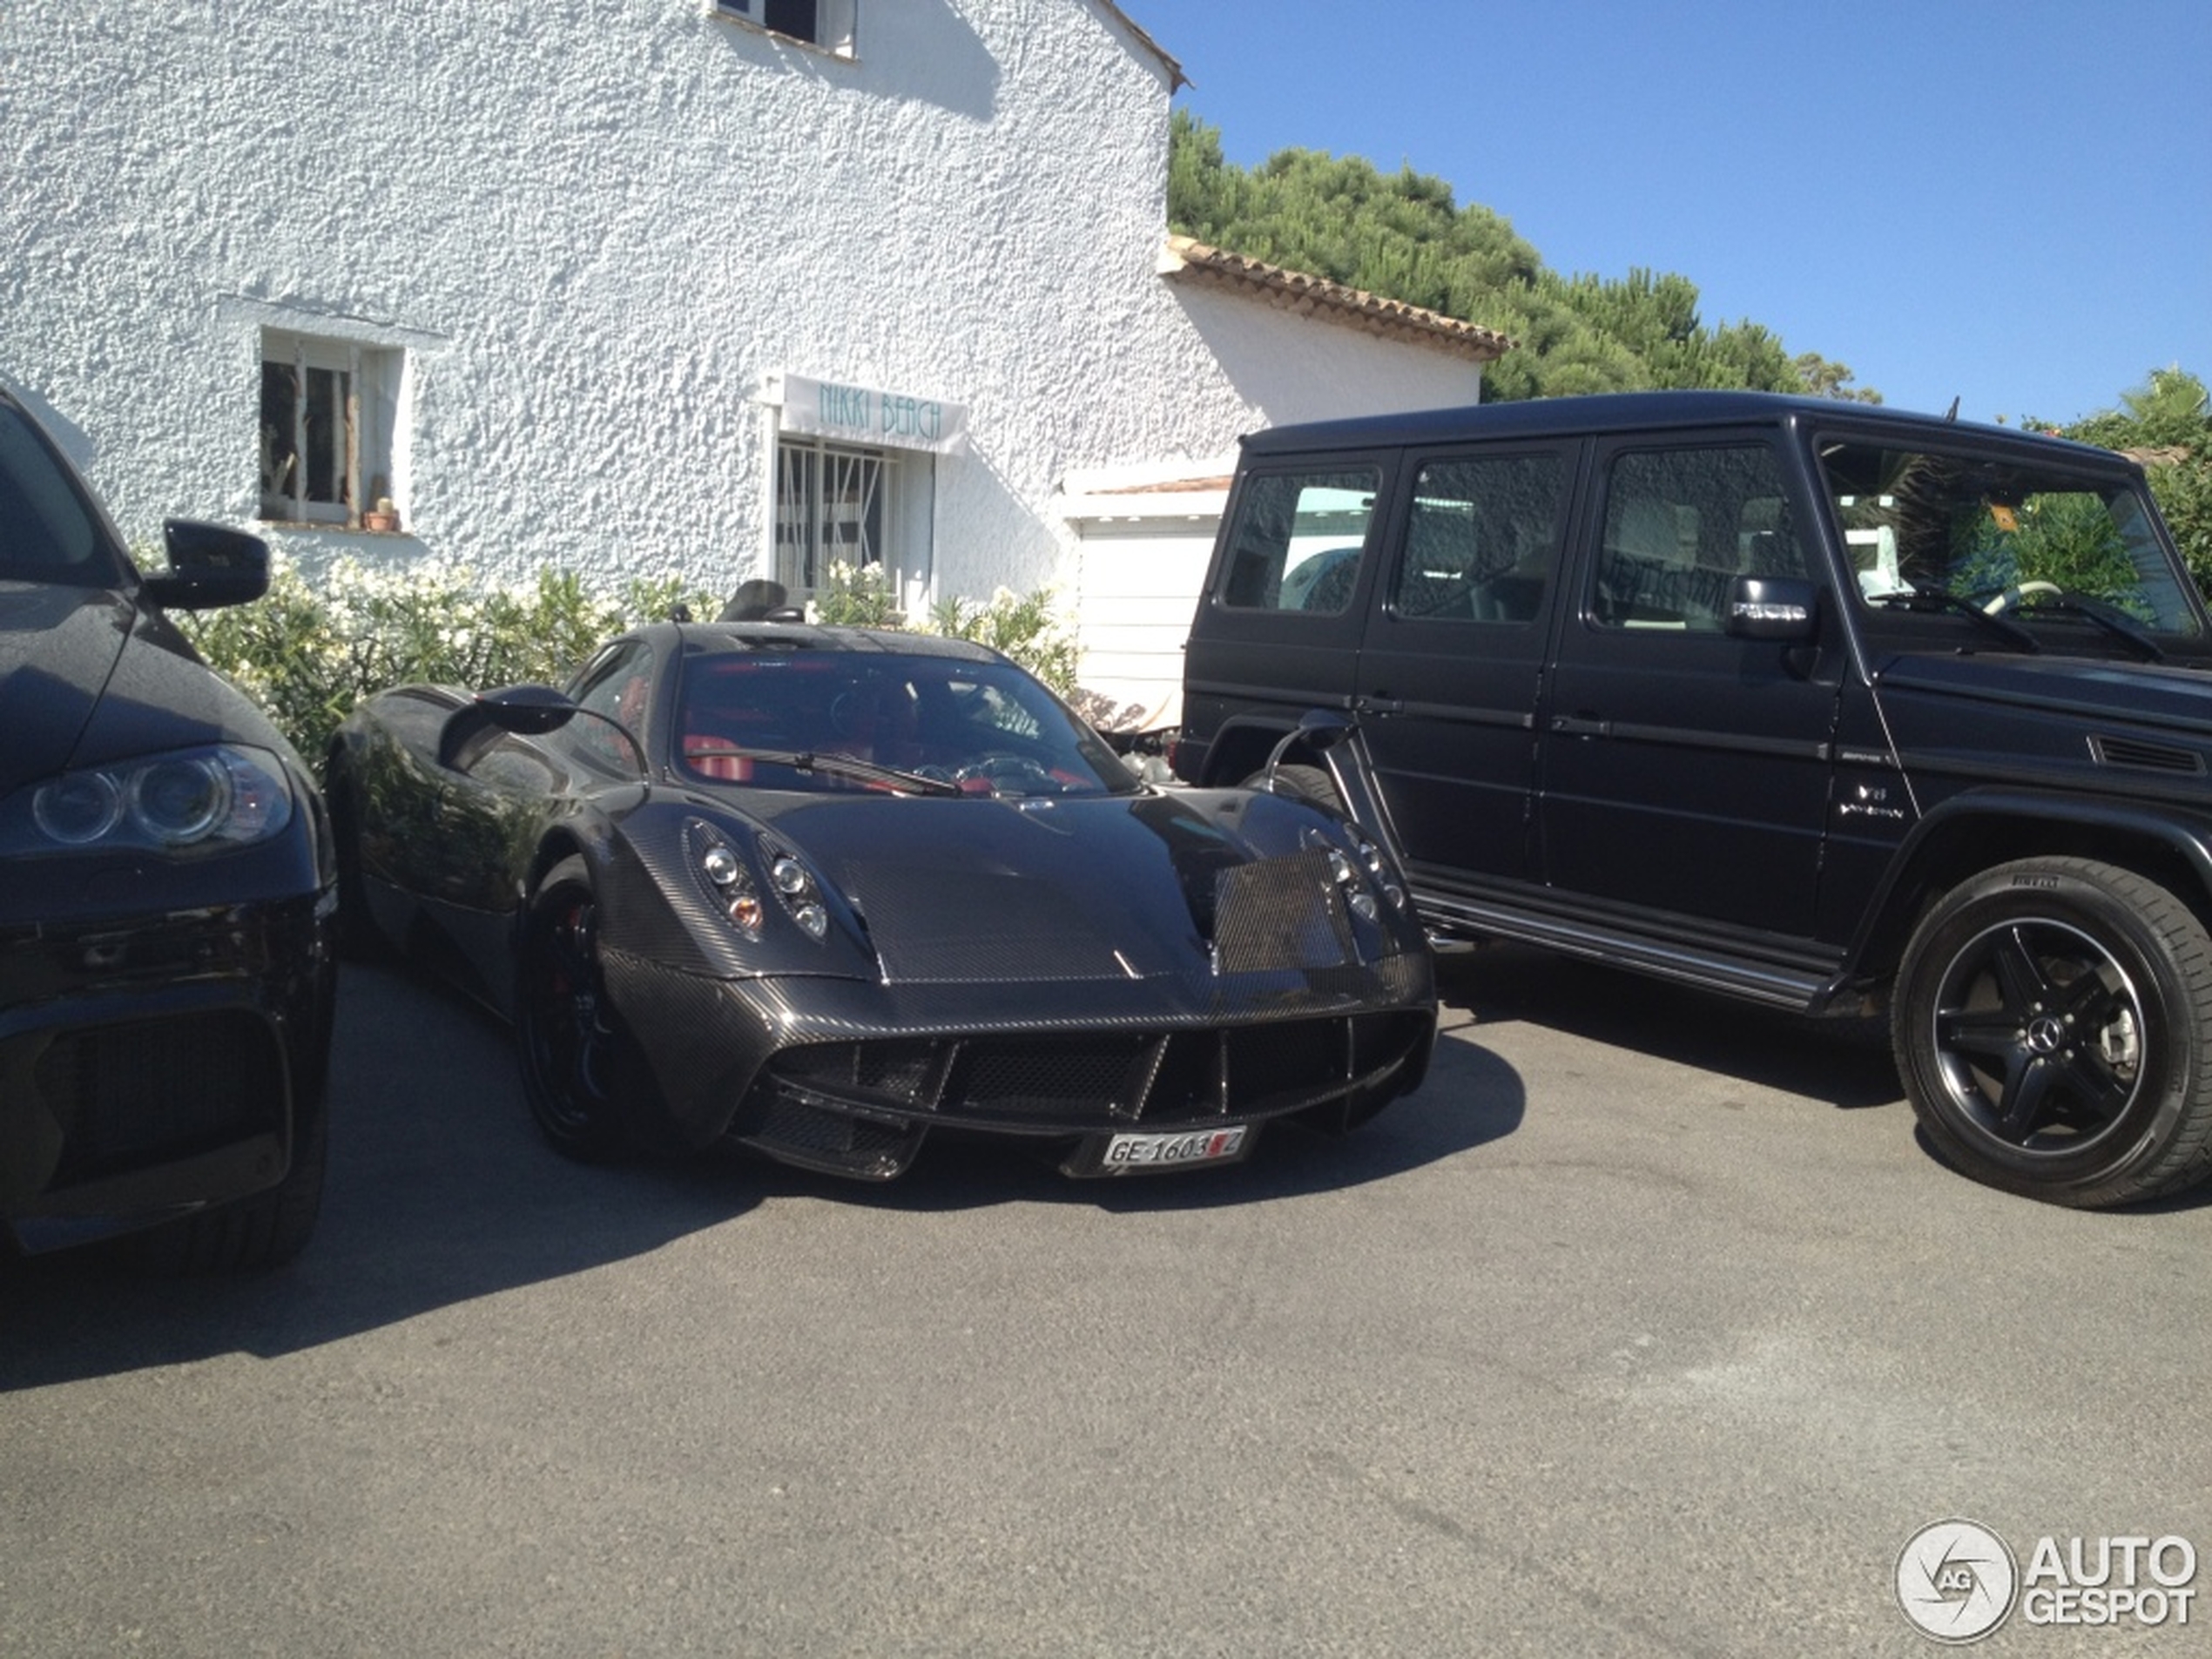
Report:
179,553,1083,761
178,556,712,762
927,584,1079,696
810,558,902,627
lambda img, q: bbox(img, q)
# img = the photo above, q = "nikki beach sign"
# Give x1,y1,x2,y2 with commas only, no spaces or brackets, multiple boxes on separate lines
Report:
776,373,967,455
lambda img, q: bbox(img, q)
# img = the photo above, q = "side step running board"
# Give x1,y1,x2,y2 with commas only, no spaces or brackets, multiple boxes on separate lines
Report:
1419,892,1838,1012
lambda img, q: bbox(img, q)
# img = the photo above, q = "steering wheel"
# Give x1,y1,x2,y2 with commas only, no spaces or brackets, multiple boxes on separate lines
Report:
953,752,1058,796
1984,579,2064,615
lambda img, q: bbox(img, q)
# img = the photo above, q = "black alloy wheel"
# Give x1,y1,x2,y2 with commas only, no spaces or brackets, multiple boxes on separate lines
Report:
516,855,655,1162
1893,857,2212,1207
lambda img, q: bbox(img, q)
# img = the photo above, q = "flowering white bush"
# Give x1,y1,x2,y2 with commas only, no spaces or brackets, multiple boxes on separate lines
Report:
179,556,709,762
179,553,1082,764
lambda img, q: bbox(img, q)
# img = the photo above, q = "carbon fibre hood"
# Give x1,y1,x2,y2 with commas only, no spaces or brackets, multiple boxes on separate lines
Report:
757,787,1361,985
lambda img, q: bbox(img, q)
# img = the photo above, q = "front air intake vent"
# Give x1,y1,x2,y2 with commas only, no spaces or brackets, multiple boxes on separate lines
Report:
2089,734,2205,776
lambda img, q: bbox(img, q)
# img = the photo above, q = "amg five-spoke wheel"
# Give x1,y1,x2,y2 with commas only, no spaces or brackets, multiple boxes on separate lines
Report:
1894,857,2212,1207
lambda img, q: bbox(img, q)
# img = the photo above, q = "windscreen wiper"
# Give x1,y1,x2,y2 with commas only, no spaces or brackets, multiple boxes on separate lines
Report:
683,745,963,796
2008,590,2168,663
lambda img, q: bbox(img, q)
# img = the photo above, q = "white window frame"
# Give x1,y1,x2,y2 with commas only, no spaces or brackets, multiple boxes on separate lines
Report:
260,327,403,529
772,434,932,608
711,0,857,57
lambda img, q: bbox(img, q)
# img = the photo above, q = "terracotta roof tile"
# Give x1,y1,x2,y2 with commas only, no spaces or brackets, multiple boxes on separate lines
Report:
1158,234,1514,361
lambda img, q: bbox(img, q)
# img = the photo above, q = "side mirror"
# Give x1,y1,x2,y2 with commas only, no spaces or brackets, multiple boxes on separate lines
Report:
1260,706,1353,783
139,520,270,611
1724,576,1819,642
438,684,580,772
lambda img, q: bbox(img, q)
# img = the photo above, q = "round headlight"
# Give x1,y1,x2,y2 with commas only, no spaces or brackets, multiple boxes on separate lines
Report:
702,844,742,888
129,755,230,844
769,855,810,897
792,900,829,940
33,772,121,845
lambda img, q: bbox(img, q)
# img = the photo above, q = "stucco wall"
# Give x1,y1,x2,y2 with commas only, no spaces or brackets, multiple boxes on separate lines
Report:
0,0,1485,620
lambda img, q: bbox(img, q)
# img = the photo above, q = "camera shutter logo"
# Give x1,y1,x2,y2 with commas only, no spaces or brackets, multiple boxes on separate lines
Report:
1897,1519,2020,1642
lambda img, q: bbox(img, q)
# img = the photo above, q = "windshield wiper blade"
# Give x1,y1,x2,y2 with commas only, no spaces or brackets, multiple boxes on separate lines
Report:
1867,585,2041,652
682,745,962,796
2010,590,2168,663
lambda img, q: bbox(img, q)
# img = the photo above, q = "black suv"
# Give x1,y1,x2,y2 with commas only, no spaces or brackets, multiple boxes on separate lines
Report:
1175,390,2212,1208
0,389,334,1266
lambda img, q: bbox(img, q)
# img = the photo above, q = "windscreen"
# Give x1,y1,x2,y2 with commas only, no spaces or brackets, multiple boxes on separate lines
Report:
0,403,122,588
1818,437,2200,637
675,650,1139,798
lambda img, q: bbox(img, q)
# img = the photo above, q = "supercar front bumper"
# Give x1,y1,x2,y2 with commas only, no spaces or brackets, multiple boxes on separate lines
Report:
606,947,1438,1179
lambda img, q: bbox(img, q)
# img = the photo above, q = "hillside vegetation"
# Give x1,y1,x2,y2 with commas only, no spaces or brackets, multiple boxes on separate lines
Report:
1167,111,1878,406
1168,116,2209,583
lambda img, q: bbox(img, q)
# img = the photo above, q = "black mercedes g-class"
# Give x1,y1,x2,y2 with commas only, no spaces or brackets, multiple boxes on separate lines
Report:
1174,390,2212,1207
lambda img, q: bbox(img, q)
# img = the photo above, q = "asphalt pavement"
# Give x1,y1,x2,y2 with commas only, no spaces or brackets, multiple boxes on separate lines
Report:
3,948,2209,1656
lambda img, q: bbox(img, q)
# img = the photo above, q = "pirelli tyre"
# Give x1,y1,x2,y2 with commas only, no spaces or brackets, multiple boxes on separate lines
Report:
1893,856,2212,1208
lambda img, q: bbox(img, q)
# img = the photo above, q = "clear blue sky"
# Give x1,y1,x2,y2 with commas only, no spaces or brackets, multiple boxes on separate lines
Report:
1126,0,2210,427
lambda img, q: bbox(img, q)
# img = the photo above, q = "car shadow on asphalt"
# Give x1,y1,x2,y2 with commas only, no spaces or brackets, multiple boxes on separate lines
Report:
1433,941,1905,1111
0,963,761,1389
1431,946,2212,1217
0,963,1524,1385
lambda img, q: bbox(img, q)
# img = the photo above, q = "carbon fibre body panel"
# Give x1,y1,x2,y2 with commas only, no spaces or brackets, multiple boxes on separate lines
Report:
333,622,1438,1179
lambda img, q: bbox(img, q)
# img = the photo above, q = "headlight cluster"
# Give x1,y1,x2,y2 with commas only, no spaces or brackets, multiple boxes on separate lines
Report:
8,744,293,856
1303,823,1407,921
689,820,831,942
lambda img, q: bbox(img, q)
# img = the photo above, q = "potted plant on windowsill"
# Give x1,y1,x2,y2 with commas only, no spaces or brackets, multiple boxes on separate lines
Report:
362,496,401,533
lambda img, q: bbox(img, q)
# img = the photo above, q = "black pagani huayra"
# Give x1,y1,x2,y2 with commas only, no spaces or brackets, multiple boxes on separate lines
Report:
327,621,1434,1179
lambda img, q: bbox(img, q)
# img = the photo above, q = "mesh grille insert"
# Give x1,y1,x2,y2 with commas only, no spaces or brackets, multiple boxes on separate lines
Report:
39,1012,282,1185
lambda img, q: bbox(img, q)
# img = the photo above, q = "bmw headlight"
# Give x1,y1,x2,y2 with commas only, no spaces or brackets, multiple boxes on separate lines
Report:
7,744,293,856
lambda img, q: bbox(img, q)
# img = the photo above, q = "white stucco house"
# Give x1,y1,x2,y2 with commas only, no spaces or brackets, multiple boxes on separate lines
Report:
0,0,1507,712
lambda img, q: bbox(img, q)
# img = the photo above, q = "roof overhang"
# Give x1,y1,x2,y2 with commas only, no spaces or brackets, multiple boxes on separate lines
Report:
1157,234,1514,363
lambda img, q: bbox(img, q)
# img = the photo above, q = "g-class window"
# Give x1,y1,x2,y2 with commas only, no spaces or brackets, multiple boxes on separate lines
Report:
1593,445,1811,630
1216,468,1379,614
1821,439,2201,637
1391,453,1568,624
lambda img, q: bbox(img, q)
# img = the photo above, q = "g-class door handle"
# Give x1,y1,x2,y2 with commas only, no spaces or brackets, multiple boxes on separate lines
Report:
1354,693,1404,715
1552,714,1608,737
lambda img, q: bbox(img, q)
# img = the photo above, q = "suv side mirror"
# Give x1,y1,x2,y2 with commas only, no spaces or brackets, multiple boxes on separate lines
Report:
140,519,270,611
1724,576,1819,642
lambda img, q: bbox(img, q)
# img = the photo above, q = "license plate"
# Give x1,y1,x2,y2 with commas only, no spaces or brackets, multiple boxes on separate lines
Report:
1101,1126,1248,1170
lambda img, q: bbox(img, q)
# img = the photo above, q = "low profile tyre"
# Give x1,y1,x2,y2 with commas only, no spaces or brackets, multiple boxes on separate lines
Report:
1892,857,2212,1207
516,856,670,1163
1239,762,1339,810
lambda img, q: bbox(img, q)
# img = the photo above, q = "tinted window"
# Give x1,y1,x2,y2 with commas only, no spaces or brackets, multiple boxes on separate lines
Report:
0,404,119,586
1391,453,1567,624
1594,445,1809,631
676,651,1136,797
1217,468,1380,614
562,641,656,775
